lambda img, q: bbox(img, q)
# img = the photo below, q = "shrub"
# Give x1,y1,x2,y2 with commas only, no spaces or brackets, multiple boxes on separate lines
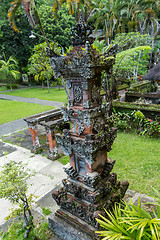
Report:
111,110,160,138
0,221,55,240
96,198,160,240
6,83,18,89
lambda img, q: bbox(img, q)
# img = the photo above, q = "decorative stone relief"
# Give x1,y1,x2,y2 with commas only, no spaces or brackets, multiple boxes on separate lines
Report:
56,134,72,156
61,108,69,122
82,67,95,79
74,85,83,103
77,121,85,135
81,81,88,90
63,164,78,180
83,172,100,188
93,117,104,133
83,113,91,127
91,85,99,102
83,100,90,109
68,100,73,107
66,81,72,89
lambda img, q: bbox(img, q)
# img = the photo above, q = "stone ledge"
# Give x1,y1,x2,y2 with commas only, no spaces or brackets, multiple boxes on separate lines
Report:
48,210,98,240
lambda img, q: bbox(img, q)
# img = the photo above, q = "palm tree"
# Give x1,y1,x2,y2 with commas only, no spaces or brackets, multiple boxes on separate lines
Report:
8,0,50,48
8,0,35,32
125,0,159,36
0,56,20,91
88,0,128,44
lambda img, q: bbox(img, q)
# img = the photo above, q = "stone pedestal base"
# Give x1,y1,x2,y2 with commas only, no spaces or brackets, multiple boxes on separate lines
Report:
48,209,99,240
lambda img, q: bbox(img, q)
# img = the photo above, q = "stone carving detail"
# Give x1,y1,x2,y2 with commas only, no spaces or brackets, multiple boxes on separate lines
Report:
77,121,85,135
82,67,95,79
71,16,93,46
81,81,88,90
56,134,72,156
52,172,129,228
83,100,90,109
83,172,101,188
63,164,78,180
74,85,83,103
66,81,72,89
68,100,73,107
83,112,91,127
61,108,69,122
91,85,99,102
93,117,104,133
50,25,129,234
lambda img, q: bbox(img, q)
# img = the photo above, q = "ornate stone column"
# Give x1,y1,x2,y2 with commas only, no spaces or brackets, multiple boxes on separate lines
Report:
27,123,41,153
48,19,129,240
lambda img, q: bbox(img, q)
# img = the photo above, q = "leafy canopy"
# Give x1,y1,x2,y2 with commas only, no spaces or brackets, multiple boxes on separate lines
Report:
0,161,33,204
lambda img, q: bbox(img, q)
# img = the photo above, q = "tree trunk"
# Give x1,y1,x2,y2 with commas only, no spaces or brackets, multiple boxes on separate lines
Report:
47,77,50,93
42,81,44,90
21,196,34,239
10,79,13,92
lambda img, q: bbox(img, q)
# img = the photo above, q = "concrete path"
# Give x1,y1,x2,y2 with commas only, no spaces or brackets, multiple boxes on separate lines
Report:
0,94,64,137
0,141,66,227
0,94,63,108
0,119,28,137
0,92,65,236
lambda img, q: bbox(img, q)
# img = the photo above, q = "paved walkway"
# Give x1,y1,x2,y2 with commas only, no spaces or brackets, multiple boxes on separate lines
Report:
0,94,63,108
0,93,65,236
0,141,66,234
0,94,63,137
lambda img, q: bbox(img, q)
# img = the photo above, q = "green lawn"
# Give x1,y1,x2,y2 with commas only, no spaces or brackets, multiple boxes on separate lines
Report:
59,132,160,197
0,99,53,124
0,87,67,102
108,131,160,196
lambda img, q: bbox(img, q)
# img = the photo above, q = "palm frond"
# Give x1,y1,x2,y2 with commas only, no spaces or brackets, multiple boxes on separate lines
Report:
8,0,22,32
8,0,35,32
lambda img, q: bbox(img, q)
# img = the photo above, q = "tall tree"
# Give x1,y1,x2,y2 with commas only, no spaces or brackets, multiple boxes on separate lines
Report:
88,0,128,44
0,8,38,70
36,4,75,48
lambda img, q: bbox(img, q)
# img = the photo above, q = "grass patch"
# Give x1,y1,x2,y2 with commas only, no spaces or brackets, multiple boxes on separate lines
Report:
0,99,53,124
0,221,55,240
58,155,69,165
41,207,52,216
0,86,7,91
1,87,67,102
108,131,160,197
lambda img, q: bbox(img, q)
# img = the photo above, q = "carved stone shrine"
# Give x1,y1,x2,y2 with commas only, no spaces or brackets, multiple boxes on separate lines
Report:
48,19,129,240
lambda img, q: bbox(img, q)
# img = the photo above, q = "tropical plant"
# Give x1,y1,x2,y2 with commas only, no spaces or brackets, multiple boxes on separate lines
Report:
96,198,160,240
28,42,55,91
113,45,152,83
112,32,153,52
0,55,20,91
0,7,38,70
110,109,160,138
36,4,75,48
7,0,51,49
0,161,34,239
132,6,159,37
88,0,128,44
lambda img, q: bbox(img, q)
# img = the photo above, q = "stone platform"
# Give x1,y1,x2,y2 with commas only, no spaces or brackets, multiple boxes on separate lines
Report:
49,210,98,240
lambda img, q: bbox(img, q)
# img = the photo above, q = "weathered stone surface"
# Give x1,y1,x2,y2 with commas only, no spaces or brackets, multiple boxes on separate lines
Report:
48,211,98,240
49,18,128,233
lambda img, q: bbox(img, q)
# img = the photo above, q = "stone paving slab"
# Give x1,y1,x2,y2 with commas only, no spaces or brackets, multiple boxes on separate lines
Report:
0,142,67,226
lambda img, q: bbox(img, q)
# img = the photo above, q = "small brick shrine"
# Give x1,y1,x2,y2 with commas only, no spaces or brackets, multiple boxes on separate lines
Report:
49,19,129,238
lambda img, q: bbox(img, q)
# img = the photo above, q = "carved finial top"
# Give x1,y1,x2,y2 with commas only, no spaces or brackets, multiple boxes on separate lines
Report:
71,15,93,46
